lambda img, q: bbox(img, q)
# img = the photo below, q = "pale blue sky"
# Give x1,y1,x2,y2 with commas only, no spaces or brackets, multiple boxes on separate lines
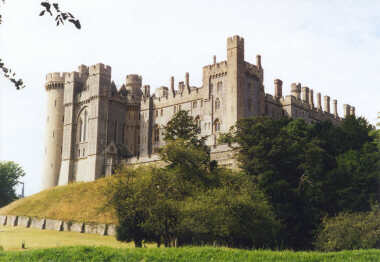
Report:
1,0,379,196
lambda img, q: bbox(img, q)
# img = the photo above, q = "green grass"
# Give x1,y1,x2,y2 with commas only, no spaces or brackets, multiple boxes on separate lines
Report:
1,246,380,262
0,226,134,251
0,177,117,224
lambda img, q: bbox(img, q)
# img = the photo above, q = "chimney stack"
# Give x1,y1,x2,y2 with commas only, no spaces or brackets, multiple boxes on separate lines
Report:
317,92,322,110
256,55,262,69
324,96,331,113
333,99,338,117
274,79,283,98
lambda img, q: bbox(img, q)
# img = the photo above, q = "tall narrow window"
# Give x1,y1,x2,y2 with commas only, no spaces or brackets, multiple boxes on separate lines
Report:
154,125,160,143
83,111,88,141
122,124,126,144
195,116,201,131
210,83,213,93
114,120,118,143
214,119,221,132
215,98,220,110
79,118,83,142
217,81,223,92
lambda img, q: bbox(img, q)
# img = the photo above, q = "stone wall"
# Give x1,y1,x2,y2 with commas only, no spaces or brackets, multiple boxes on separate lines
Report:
0,215,116,237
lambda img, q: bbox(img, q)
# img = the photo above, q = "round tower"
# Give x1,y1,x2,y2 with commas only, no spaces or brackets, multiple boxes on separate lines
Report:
126,74,143,98
42,72,65,190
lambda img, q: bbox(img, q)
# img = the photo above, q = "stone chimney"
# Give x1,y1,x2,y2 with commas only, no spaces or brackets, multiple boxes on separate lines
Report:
317,92,322,110
256,55,262,69
309,89,314,108
324,96,330,113
333,99,338,117
170,76,175,96
274,79,283,98
302,87,309,104
343,104,351,118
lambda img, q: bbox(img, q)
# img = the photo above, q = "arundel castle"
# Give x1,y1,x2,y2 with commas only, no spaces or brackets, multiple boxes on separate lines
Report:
42,35,356,189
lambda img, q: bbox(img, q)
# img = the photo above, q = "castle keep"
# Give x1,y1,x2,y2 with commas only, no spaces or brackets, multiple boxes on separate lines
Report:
42,35,356,189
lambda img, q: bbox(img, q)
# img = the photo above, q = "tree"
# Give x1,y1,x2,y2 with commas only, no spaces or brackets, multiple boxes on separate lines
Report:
106,111,279,248
0,161,25,207
0,1,80,89
222,116,380,250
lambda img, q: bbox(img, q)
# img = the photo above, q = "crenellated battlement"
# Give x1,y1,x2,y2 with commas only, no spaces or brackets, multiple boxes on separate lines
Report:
89,63,112,76
46,72,65,83
227,35,244,49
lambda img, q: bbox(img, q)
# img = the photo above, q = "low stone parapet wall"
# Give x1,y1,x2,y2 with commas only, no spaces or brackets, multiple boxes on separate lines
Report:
18,216,31,227
0,215,7,226
45,219,63,231
0,215,116,237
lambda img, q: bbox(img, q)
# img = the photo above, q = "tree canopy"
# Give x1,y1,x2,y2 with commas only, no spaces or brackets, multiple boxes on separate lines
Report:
222,116,380,250
0,161,25,207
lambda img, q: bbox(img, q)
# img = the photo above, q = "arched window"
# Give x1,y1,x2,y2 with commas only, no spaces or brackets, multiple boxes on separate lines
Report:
195,116,201,131
214,119,221,132
79,118,83,142
215,98,220,110
217,81,223,92
83,110,88,141
154,125,160,143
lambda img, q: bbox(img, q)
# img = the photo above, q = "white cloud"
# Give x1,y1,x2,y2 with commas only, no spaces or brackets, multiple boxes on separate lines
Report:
1,0,379,195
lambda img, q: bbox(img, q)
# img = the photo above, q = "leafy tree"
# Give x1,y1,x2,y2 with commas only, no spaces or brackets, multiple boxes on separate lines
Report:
0,1,80,89
0,161,26,207
107,111,279,248
222,116,380,250
315,205,380,251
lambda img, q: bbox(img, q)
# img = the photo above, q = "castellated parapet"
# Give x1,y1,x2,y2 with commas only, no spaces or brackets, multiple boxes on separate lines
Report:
42,35,356,189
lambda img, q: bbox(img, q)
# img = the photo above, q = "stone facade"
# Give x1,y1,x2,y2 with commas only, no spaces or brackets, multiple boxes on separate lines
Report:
42,35,355,189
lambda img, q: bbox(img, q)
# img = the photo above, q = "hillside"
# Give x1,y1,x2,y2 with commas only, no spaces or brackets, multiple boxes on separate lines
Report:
0,177,117,225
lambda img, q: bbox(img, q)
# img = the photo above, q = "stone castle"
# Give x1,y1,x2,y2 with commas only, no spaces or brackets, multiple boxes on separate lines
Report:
42,35,356,189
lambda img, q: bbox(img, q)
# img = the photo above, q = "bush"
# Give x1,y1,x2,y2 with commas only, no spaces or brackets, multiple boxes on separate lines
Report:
315,205,380,251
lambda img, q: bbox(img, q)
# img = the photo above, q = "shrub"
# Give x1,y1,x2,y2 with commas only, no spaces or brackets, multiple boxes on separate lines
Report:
315,205,380,251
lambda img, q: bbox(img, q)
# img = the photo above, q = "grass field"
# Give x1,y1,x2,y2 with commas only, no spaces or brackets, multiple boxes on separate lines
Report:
0,227,380,261
0,226,133,251
1,246,380,262
0,177,117,224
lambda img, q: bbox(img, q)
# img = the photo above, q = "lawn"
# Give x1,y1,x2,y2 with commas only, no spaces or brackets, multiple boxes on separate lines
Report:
0,226,132,251
1,246,380,262
1,227,380,261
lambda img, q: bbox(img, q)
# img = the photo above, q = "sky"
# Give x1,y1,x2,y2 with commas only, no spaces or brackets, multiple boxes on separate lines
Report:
1,0,380,196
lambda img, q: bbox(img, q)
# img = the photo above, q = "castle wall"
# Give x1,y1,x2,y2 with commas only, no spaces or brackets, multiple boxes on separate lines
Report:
44,35,355,189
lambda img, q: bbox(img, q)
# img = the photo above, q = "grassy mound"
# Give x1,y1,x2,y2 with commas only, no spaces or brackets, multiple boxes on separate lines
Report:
0,178,117,224
1,246,380,262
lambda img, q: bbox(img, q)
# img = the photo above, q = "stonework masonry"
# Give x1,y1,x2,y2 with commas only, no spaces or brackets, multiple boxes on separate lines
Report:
42,35,356,189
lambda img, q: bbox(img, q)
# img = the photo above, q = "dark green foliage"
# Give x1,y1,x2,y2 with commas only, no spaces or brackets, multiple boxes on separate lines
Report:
2,246,380,262
0,161,25,207
107,112,279,248
223,116,380,250
316,205,380,251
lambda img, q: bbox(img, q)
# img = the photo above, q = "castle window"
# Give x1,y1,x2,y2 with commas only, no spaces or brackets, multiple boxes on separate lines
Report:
174,105,177,114
155,110,158,117
122,123,126,144
83,148,85,156
201,100,203,107
210,83,213,93
83,111,88,141
217,81,223,92
215,98,220,110
62,116,64,123
160,109,163,116
52,131,55,137
153,125,160,143
195,116,201,131
54,100,56,107
214,119,221,132
193,101,197,109
114,120,118,142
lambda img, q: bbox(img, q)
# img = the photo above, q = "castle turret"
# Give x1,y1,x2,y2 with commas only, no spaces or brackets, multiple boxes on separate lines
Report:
42,72,65,189
291,83,301,99
333,99,338,117
126,74,143,98
274,79,282,98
